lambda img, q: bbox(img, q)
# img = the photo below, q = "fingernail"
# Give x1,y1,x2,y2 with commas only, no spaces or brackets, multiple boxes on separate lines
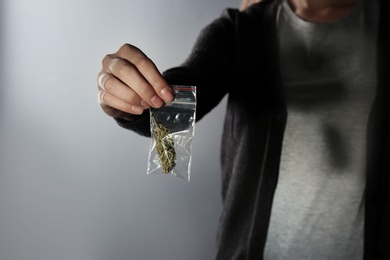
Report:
140,100,150,108
151,95,164,108
160,87,174,101
132,106,144,115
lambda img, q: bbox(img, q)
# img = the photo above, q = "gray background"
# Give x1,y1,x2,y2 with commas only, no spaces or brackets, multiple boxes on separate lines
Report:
0,0,238,259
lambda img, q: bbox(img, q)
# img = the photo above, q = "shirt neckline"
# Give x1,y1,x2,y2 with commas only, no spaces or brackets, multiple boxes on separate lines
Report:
280,0,363,28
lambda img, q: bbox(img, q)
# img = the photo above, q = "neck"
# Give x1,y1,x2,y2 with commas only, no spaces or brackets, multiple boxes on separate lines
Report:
287,0,357,23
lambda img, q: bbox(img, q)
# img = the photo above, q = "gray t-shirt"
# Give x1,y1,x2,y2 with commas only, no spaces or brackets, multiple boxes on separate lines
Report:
264,0,378,259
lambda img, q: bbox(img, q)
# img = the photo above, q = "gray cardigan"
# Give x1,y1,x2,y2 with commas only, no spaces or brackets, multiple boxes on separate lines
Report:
116,0,390,259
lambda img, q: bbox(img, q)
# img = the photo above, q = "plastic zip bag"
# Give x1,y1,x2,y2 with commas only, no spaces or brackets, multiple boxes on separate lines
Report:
147,85,197,181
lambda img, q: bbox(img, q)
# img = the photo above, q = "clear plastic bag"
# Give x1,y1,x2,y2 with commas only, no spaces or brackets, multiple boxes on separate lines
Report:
147,85,197,181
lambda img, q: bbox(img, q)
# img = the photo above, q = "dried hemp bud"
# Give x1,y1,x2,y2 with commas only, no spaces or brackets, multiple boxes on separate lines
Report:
152,116,176,173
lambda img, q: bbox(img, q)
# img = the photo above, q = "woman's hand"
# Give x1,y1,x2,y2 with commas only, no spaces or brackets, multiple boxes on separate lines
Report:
97,43,174,120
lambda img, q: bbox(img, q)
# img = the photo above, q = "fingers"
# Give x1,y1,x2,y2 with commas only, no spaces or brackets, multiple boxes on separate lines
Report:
98,87,144,116
98,70,148,106
97,71,146,116
97,71,110,91
103,44,174,107
117,44,174,102
104,57,165,108
97,43,176,119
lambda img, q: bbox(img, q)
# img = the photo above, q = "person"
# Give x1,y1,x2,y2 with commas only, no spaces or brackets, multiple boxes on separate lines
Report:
97,0,389,259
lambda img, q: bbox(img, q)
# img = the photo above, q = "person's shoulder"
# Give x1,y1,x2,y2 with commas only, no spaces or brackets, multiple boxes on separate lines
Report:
198,0,279,38
220,0,279,25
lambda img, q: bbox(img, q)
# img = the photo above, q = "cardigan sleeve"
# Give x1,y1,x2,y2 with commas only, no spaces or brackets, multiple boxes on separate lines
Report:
163,8,240,121
114,8,241,137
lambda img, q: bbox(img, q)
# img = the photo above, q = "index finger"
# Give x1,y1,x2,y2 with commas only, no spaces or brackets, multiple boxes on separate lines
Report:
117,44,174,104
